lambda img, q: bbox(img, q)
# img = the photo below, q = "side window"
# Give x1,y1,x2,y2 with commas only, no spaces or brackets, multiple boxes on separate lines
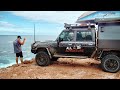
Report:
59,31,74,41
76,31,92,41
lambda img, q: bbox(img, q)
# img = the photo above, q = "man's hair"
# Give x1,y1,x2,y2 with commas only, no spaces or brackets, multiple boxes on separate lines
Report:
17,36,22,39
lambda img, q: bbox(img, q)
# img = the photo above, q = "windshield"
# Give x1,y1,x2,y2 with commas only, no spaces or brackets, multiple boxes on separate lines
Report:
59,31,74,41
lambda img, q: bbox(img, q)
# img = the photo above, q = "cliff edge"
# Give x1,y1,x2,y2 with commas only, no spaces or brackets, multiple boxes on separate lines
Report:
0,58,120,79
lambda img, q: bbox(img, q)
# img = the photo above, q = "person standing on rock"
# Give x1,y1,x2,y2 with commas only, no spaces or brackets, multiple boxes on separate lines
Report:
13,36,26,66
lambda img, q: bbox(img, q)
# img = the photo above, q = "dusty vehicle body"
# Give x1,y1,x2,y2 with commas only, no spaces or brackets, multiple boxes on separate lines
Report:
31,18,120,73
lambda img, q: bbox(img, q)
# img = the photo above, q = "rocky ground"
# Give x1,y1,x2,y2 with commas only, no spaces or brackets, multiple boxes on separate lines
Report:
0,58,120,79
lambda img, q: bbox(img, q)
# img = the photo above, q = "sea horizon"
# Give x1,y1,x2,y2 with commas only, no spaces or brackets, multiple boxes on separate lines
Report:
0,35,58,68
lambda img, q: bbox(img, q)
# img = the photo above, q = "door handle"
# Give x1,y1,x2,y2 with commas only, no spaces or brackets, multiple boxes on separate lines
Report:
100,27,104,32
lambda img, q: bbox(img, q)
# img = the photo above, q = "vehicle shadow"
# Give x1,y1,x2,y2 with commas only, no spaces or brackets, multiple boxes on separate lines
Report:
52,58,101,70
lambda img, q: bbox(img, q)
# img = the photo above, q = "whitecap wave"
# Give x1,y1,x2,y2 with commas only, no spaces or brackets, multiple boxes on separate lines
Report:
24,57,32,60
8,41,13,43
0,51,7,53
22,51,30,53
0,62,15,68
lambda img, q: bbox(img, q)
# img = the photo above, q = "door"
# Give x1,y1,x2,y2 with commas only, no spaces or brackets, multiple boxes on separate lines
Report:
57,30,76,54
75,30,95,56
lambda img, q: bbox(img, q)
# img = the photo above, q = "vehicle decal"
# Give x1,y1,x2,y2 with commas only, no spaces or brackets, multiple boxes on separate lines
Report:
65,45,84,52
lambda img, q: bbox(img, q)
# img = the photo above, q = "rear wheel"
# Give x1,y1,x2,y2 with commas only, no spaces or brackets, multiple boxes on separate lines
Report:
35,51,51,66
101,54,120,73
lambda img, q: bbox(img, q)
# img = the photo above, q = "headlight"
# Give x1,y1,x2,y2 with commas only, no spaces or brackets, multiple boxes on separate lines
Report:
34,43,38,47
31,43,37,49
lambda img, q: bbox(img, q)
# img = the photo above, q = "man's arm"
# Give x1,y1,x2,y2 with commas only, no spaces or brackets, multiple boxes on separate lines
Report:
18,38,26,45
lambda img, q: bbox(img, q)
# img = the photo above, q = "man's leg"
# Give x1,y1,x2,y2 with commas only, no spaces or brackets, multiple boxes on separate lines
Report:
16,53,19,66
20,52,24,64
20,57,24,64
16,57,19,66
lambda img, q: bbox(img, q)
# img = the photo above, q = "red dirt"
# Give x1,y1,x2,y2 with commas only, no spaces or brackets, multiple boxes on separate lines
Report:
0,58,120,79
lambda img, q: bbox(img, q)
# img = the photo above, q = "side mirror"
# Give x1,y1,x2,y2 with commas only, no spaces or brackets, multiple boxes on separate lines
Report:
58,37,63,42
57,37,63,47
96,23,98,25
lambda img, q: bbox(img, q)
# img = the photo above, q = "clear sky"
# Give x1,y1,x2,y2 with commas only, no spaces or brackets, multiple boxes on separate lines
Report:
0,11,86,36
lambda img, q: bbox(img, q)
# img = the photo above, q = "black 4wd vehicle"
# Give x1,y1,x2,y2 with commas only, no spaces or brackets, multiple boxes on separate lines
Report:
31,18,120,73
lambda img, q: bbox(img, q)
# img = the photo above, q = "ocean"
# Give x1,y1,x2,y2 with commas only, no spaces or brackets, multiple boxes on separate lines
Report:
0,35,57,68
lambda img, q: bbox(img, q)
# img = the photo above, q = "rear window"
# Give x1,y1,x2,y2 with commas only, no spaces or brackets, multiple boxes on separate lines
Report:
76,31,92,41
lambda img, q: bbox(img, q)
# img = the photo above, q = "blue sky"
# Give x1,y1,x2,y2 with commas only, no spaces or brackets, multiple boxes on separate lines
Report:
0,11,86,36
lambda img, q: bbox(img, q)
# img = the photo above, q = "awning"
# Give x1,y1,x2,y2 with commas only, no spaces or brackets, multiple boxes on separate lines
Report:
76,11,120,23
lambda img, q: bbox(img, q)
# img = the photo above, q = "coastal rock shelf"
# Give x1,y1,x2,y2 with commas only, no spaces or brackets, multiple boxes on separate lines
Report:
0,58,120,79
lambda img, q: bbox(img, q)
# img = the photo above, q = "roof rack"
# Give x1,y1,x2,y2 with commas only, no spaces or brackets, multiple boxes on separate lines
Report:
64,23,79,29
64,23,95,29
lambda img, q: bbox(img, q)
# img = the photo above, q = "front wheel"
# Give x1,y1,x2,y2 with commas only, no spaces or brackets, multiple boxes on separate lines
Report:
35,51,51,66
101,54,120,73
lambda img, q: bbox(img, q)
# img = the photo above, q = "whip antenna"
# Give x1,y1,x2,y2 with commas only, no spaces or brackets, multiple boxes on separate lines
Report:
34,23,35,42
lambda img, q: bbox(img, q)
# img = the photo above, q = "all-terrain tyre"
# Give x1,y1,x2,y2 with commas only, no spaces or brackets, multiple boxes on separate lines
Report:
101,54,120,73
35,51,51,66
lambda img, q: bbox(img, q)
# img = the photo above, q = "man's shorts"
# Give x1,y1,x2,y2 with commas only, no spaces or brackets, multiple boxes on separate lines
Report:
16,52,23,58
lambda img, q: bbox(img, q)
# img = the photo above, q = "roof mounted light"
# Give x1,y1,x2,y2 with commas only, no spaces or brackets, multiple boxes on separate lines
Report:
88,22,91,30
64,23,79,29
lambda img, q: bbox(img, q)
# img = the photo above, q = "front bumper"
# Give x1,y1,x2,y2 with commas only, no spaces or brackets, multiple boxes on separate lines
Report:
31,49,37,54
